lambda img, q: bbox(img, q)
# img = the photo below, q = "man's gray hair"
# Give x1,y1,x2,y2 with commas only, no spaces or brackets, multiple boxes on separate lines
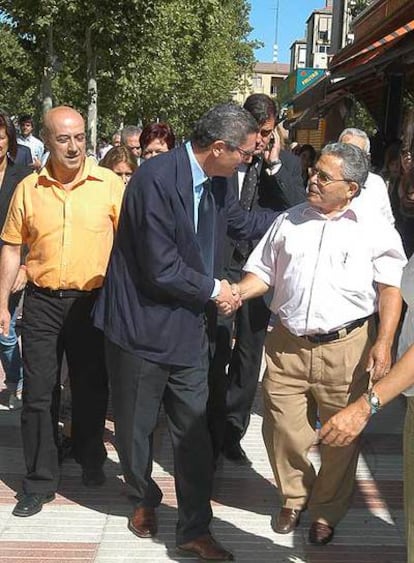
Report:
121,125,142,143
322,142,369,190
338,127,370,155
191,103,258,149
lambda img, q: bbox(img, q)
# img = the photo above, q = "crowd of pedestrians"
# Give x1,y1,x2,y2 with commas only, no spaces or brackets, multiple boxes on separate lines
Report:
0,99,414,561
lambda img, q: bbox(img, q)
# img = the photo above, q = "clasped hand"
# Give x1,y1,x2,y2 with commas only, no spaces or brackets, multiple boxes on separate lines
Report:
215,280,242,316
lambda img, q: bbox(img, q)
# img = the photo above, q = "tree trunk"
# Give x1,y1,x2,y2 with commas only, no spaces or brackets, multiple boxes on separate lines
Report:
86,26,97,155
41,25,54,114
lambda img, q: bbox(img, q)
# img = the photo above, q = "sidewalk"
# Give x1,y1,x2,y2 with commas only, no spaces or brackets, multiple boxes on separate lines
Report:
0,382,407,563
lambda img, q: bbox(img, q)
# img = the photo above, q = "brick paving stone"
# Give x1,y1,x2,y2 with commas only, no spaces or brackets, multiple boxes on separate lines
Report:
1,541,98,561
304,545,406,563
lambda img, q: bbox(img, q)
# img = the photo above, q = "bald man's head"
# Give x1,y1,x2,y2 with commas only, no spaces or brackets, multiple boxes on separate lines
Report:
42,106,84,141
42,106,86,181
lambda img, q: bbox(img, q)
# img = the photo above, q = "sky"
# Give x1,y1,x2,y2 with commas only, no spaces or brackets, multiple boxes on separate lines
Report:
248,0,326,64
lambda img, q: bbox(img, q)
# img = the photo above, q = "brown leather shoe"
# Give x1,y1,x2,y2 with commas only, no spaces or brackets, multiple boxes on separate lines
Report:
128,507,157,538
308,521,334,545
272,507,302,534
177,533,234,561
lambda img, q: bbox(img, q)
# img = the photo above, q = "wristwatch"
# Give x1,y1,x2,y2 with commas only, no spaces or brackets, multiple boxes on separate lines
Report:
363,389,382,415
268,159,281,167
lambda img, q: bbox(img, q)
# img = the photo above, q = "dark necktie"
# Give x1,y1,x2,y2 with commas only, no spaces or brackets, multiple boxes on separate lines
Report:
239,157,259,211
234,158,260,259
197,179,216,277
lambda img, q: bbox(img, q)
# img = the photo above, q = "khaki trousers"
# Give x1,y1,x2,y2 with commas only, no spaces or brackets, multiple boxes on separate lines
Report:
403,396,414,562
262,320,375,526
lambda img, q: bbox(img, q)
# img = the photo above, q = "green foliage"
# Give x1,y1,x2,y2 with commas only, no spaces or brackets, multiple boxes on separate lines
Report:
129,0,256,138
345,97,376,135
0,22,36,115
0,0,255,139
349,0,371,19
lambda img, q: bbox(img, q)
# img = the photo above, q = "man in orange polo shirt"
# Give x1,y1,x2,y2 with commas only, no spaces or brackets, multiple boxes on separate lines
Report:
0,106,124,517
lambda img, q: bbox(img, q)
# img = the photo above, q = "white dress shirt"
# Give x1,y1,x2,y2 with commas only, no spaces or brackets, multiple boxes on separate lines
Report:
17,134,44,162
352,172,395,225
244,201,406,336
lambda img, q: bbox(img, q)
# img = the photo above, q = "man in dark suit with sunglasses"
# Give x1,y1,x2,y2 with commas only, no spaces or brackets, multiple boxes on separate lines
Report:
208,94,305,465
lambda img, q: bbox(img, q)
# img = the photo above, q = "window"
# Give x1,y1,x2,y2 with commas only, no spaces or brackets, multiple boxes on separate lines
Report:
252,75,262,88
318,30,329,42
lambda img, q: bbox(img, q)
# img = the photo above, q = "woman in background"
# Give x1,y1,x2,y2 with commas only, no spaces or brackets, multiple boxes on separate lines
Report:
100,145,137,186
140,122,176,160
382,140,402,191
298,143,316,187
0,111,31,409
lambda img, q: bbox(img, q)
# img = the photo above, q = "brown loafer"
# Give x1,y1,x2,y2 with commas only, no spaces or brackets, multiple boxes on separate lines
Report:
177,533,234,561
309,521,334,545
128,506,157,538
272,507,303,534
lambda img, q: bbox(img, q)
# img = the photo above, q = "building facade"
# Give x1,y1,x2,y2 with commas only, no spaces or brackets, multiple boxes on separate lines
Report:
290,39,307,72
232,62,289,105
305,1,333,69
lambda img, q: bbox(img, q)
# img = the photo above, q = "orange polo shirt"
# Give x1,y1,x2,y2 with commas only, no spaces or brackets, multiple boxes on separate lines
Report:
1,157,125,290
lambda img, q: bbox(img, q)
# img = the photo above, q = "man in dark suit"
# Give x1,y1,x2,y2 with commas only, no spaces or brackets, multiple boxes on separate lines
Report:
208,94,306,465
94,103,275,561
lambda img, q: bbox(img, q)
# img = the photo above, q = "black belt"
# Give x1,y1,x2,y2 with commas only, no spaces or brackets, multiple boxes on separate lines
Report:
27,282,99,299
303,316,370,344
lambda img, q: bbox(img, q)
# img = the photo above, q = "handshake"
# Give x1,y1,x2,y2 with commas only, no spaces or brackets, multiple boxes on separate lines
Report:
214,279,243,316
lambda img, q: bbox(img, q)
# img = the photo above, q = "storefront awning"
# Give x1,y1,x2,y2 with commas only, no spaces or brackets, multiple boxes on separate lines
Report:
330,19,414,74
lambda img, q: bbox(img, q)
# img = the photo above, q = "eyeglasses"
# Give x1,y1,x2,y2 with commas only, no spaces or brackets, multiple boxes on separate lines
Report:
309,167,352,186
236,146,256,158
259,128,273,138
225,143,256,159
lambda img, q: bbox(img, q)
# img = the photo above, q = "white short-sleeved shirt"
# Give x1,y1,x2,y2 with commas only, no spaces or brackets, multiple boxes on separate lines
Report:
351,171,395,226
244,201,406,336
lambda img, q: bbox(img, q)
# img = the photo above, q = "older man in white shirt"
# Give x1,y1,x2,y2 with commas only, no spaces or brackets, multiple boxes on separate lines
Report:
232,142,406,546
339,127,394,225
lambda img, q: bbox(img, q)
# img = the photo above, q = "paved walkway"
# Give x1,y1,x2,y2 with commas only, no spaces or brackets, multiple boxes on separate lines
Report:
0,380,407,562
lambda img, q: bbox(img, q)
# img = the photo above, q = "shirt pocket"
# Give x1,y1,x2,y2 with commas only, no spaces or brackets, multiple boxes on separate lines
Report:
330,248,373,297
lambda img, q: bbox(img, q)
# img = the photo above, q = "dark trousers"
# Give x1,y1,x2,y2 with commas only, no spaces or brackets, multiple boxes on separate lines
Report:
21,287,108,494
208,257,270,457
105,335,214,545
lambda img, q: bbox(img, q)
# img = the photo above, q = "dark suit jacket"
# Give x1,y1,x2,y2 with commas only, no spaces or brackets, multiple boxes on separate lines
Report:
223,149,305,267
14,145,32,168
94,145,275,367
254,149,305,211
0,158,31,231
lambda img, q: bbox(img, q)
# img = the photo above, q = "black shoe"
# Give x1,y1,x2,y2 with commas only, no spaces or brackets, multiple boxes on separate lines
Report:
222,442,251,466
12,492,55,517
309,521,334,545
81,467,106,487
